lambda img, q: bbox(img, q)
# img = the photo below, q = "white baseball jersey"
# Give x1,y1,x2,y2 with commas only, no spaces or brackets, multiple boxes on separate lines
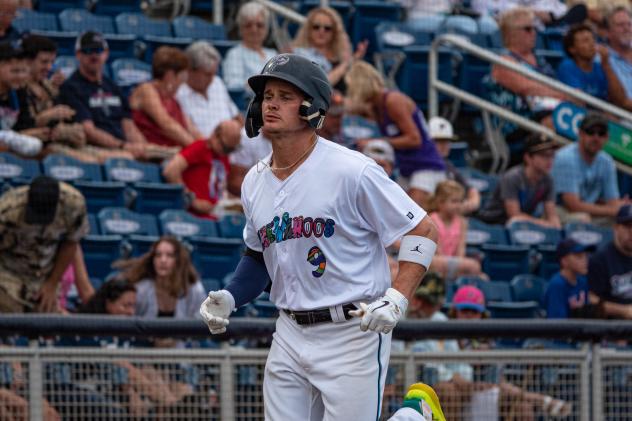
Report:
241,137,426,311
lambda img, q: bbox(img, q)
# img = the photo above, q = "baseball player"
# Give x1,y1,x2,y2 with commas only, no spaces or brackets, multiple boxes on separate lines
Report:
200,53,438,420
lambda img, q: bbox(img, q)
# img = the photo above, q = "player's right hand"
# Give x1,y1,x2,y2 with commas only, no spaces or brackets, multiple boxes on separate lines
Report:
200,290,235,334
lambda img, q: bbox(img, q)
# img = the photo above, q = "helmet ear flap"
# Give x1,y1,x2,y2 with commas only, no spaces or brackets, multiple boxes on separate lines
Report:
245,95,264,138
299,99,325,130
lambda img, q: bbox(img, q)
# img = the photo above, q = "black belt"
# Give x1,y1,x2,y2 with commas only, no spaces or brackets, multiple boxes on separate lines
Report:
283,303,357,325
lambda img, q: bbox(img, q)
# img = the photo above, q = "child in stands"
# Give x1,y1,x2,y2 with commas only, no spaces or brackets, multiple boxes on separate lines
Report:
429,180,486,282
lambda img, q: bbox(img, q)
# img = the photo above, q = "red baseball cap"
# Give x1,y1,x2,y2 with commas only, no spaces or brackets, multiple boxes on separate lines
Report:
453,286,485,313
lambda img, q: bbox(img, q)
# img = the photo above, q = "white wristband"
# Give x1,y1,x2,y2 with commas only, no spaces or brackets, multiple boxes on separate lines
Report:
398,235,437,269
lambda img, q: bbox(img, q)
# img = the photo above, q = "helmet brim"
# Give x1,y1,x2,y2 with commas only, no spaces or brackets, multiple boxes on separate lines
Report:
248,73,312,100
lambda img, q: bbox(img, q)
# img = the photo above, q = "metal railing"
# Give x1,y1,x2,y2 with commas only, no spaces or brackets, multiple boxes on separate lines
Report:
428,33,632,176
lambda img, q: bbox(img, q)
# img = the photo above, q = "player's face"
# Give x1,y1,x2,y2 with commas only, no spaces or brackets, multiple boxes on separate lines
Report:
261,79,305,135
309,12,335,48
615,222,632,256
105,291,137,316
569,30,596,61
579,126,608,158
563,252,588,275
153,240,177,279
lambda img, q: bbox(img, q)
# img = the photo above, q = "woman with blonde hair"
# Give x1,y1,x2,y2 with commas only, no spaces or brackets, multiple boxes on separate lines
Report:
293,7,367,91
345,60,445,209
130,46,203,148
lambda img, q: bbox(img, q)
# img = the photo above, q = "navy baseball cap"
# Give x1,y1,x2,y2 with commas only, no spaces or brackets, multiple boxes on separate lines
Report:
556,238,590,260
616,204,632,224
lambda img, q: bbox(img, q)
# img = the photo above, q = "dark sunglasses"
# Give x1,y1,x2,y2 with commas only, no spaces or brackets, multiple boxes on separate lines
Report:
80,47,104,55
583,127,608,137
311,24,333,32
517,25,537,33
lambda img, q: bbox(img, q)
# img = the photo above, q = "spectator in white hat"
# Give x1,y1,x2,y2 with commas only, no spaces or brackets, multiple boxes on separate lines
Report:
429,117,480,214
362,139,395,178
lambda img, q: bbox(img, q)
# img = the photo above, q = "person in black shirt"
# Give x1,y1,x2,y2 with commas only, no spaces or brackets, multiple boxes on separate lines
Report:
58,31,148,160
588,204,632,318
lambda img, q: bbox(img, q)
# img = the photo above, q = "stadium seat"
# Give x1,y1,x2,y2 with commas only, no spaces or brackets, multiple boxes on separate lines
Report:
536,244,559,279
443,15,478,35
341,115,381,144
159,209,218,238
447,141,468,168
131,182,185,215
201,278,221,293
507,221,562,247
218,213,246,239
13,9,59,32
98,207,159,237
127,234,159,256
53,55,78,78
0,152,41,185
43,154,103,182
564,222,613,248
93,0,141,15
466,218,508,247
537,49,565,71
58,9,115,34
189,237,244,280
543,27,565,52
481,244,530,282
102,34,137,62
172,16,226,40
37,0,85,14
81,234,123,279
456,53,492,107
110,58,151,95
396,46,453,111
480,281,513,302
87,213,99,235
142,35,192,62
115,12,171,37
510,274,547,303
374,21,431,51
351,1,403,58
104,158,162,184
487,301,540,318
31,30,78,56
74,181,126,213
455,275,488,290
461,168,498,197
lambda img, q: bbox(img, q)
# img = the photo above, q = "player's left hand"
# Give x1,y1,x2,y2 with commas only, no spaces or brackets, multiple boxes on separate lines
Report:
349,288,408,334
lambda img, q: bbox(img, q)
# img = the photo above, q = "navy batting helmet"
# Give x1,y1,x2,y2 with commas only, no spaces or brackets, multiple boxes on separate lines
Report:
245,53,332,138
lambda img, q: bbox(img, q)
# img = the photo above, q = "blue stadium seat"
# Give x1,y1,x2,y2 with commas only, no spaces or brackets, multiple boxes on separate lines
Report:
103,34,137,62
127,234,159,256
228,87,248,112
131,182,185,215
341,115,381,144
93,0,141,15
510,274,547,303
104,158,162,184
43,154,103,182
98,207,159,237
0,152,41,185
374,21,431,51
443,15,478,35
142,35,192,62
110,58,151,95
218,213,246,239
172,16,226,40
74,181,126,213
201,278,221,293
81,234,123,279
480,281,513,302
564,222,613,248
396,46,453,111
481,244,530,282
115,12,172,37
457,53,491,107
13,9,59,32
37,0,85,14
487,301,540,318
159,209,218,238
31,30,78,56
466,218,508,247
536,49,565,71
87,213,99,235
58,9,115,34
447,141,468,168
53,55,78,78
455,275,488,290
213,39,239,59
508,221,562,247
536,244,559,279
461,168,498,197
189,237,244,280
543,27,565,52
351,1,403,58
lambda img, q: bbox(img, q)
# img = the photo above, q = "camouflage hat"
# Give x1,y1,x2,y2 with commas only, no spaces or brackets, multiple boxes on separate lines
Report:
414,272,445,305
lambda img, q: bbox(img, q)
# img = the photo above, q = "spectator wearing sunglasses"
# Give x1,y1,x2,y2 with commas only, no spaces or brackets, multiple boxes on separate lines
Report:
292,7,367,93
163,119,241,219
551,112,629,226
57,31,149,161
222,1,277,92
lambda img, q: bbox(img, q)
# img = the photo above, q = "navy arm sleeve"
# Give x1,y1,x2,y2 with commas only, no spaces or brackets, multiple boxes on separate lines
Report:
224,248,271,308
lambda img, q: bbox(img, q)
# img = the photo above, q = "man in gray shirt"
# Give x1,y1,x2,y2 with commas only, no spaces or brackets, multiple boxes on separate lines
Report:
477,133,561,227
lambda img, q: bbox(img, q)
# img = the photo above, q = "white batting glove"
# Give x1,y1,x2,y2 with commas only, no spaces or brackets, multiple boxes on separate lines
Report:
349,288,408,334
199,290,235,334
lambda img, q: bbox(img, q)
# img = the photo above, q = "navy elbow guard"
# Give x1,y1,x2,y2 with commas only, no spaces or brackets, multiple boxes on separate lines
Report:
224,249,270,308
